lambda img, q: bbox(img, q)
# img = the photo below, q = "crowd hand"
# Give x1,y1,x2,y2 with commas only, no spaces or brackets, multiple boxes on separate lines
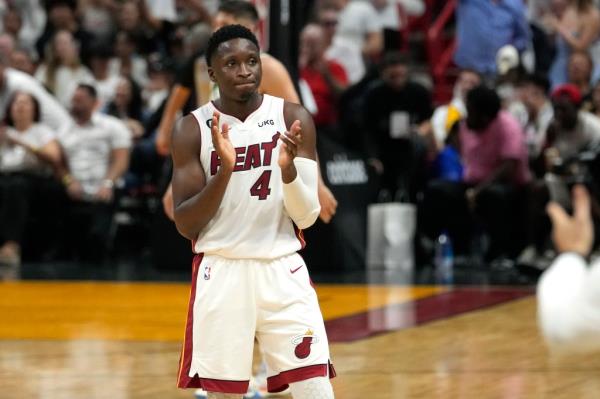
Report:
278,120,302,170
66,180,84,201
210,111,235,171
162,185,175,221
95,185,114,203
126,119,145,140
465,187,479,211
547,184,594,257
542,13,559,32
318,182,337,223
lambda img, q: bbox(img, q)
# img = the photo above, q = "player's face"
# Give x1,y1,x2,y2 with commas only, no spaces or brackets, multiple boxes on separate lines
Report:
209,38,262,101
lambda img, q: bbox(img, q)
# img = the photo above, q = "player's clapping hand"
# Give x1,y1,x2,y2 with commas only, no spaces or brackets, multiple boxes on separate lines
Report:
210,111,235,172
278,120,302,170
547,184,594,258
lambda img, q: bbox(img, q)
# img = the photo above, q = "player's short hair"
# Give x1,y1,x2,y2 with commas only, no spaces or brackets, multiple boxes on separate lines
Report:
218,0,259,22
205,24,260,67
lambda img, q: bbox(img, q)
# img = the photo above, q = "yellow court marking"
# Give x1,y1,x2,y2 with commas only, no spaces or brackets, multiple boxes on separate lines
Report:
0,281,447,341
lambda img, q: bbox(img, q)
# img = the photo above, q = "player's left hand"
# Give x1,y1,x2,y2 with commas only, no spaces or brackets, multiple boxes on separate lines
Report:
318,181,337,223
278,120,302,170
547,184,594,257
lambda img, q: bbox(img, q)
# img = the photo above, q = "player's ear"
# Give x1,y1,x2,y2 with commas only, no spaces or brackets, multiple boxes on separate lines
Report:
208,67,216,82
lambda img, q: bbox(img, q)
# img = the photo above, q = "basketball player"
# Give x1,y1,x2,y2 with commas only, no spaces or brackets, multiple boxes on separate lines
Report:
159,0,337,224
172,25,336,399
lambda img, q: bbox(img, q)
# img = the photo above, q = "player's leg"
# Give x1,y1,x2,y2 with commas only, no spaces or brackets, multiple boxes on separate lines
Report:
178,255,256,395
255,253,336,395
289,377,334,399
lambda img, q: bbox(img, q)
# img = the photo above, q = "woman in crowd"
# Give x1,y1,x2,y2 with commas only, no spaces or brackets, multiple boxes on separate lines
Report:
34,29,95,107
0,92,62,265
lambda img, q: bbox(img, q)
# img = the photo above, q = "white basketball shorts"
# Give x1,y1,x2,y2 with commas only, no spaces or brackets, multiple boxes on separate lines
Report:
177,252,336,394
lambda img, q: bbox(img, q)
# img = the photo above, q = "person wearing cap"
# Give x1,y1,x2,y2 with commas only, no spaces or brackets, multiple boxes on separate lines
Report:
546,83,600,165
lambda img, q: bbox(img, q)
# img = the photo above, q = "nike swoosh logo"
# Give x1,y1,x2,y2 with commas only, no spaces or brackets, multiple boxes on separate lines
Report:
290,265,304,274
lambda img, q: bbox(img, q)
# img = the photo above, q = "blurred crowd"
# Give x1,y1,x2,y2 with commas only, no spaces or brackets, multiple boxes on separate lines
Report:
2,0,600,271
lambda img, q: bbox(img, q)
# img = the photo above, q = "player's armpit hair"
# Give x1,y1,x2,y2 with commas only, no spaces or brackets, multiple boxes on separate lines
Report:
283,158,320,230
206,393,243,399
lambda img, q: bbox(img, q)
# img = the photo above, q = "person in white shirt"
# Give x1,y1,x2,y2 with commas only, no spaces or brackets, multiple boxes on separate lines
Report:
0,91,62,266
538,184,600,351
58,84,131,261
0,53,71,132
326,0,383,83
34,29,95,107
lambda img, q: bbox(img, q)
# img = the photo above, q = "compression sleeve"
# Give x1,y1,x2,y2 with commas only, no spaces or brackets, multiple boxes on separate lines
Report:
282,157,321,230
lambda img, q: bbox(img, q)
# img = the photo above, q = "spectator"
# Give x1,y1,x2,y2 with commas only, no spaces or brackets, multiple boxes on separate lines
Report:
519,83,600,267
105,76,145,141
10,48,36,76
567,50,594,101
431,69,482,150
108,31,149,88
512,73,554,164
58,84,131,261
0,54,71,132
537,185,600,352
0,92,62,265
371,0,425,51
326,0,383,83
546,84,600,165
363,52,432,198
299,23,349,140
88,44,120,108
317,5,339,50
454,0,530,77
421,86,530,259
546,0,600,88
1,1,45,56
116,0,160,55
0,33,15,60
35,0,92,62
79,0,118,44
35,30,95,107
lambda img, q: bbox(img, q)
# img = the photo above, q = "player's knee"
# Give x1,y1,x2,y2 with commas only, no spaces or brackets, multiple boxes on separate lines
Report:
289,376,334,399
206,392,243,399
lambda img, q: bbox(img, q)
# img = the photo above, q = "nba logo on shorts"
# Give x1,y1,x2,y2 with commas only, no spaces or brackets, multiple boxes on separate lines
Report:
204,265,211,280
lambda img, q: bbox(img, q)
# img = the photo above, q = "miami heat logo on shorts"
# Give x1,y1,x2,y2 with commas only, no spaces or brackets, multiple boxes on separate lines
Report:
291,329,320,360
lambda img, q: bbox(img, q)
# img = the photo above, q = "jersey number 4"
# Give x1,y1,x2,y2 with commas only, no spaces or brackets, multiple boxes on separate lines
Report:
250,170,272,200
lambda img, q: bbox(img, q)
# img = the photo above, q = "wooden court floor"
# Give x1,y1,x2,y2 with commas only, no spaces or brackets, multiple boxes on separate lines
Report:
0,281,599,398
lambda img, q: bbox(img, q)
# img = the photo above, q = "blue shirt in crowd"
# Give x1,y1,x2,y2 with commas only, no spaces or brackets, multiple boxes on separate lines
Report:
453,0,530,76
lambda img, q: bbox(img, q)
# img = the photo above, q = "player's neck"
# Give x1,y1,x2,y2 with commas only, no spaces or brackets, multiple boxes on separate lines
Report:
215,93,263,122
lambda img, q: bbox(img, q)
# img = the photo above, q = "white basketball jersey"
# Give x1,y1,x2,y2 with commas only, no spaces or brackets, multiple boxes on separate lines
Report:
191,94,304,259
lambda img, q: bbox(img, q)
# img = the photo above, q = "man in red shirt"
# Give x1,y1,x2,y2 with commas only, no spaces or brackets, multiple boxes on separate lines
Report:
299,23,349,138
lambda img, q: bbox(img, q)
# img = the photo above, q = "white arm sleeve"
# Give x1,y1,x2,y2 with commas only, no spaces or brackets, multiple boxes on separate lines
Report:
282,157,321,230
537,253,600,351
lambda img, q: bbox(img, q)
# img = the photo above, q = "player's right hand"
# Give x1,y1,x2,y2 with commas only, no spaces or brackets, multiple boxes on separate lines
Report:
210,111,235,172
